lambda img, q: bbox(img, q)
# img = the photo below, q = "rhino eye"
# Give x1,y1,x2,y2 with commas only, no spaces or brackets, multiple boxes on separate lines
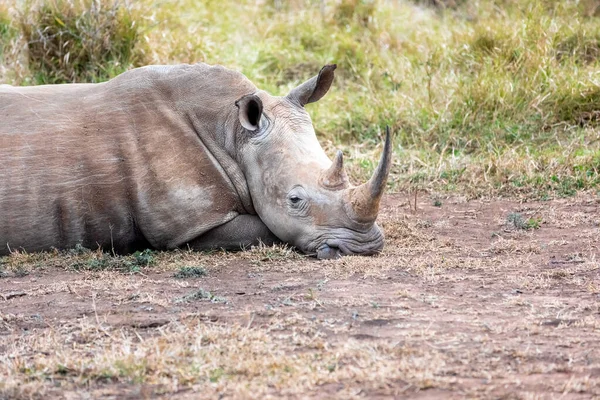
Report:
287,187,308,213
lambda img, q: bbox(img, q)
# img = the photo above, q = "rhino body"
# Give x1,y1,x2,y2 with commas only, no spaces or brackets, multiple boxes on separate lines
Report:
0,63,391,258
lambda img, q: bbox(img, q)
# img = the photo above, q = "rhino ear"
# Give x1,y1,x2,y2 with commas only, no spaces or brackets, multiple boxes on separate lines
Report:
287,64,337,107
235,94,263,131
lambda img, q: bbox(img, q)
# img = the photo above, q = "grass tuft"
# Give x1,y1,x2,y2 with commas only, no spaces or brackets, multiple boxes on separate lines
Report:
0,4,13,46
506,212,542,230
71,249,155,273
19,0,147,84
177,288,227,303
173,266,207,279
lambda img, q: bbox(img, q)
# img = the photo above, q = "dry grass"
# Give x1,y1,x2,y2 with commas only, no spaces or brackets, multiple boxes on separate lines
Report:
1,195,600,398
0,317,446,398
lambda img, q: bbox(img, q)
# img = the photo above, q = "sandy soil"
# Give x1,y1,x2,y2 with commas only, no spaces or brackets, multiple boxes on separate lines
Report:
1,193,599,399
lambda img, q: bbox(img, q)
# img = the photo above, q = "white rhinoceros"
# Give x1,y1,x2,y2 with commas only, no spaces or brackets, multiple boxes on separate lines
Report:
0,63,391,259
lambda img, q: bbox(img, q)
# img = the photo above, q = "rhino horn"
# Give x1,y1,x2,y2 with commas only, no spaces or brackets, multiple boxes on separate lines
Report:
287,64,337,107
320,150,349,190
346,127,393,223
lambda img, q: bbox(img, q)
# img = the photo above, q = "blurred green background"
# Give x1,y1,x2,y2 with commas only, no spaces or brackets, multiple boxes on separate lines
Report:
1,0,599,199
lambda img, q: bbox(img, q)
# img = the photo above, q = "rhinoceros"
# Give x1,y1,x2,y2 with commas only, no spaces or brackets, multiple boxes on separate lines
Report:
0,63,391,259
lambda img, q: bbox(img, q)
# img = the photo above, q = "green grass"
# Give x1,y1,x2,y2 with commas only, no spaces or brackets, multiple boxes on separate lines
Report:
1,0,599,198
506,212,542,230
0,4,17,65
71,249,155,273
0,5,11,40
19,0,147,84
173,266,207,279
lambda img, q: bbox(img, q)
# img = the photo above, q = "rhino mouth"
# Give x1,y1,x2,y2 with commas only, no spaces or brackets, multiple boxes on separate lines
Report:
316,245,343,260
308,225,384,260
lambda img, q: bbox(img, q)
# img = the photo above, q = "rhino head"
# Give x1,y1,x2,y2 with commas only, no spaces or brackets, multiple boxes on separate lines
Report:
235,65,392,259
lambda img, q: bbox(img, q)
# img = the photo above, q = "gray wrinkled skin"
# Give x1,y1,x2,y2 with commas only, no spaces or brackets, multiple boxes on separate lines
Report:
0,63,390,259
237,97,385,258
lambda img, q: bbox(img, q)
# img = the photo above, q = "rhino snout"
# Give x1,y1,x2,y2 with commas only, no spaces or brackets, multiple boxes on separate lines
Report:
317,245,342,260
310,224,385,260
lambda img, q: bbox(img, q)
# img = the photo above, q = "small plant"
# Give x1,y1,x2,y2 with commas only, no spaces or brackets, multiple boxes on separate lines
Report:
174,266,207,279
131,249,155,268
68,243,91,256
524,217,542,230
209,368,225,383
433,199,442,207
177,288,227,304
71,249,154,273
506,213,542,230
506,213,526,229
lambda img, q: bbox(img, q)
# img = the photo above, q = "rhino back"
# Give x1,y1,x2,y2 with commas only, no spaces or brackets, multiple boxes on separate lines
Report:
0,64,255,255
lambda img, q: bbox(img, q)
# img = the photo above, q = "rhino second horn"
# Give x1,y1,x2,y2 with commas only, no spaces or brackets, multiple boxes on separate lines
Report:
321,150,349,190
346,127,393,223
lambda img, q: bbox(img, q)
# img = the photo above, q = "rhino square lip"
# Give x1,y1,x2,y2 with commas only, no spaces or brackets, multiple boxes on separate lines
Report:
317,244,342,260
314,234,383,260
301,221,385,260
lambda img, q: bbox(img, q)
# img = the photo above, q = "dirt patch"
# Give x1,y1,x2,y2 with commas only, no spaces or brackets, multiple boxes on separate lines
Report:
1,193,599,399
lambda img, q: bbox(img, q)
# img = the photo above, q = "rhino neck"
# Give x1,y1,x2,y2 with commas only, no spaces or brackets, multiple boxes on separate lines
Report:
149,63,258,215
185,112,256,215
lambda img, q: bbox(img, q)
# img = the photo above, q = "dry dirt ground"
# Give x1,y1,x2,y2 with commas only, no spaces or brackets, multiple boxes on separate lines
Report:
1,193,599,399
